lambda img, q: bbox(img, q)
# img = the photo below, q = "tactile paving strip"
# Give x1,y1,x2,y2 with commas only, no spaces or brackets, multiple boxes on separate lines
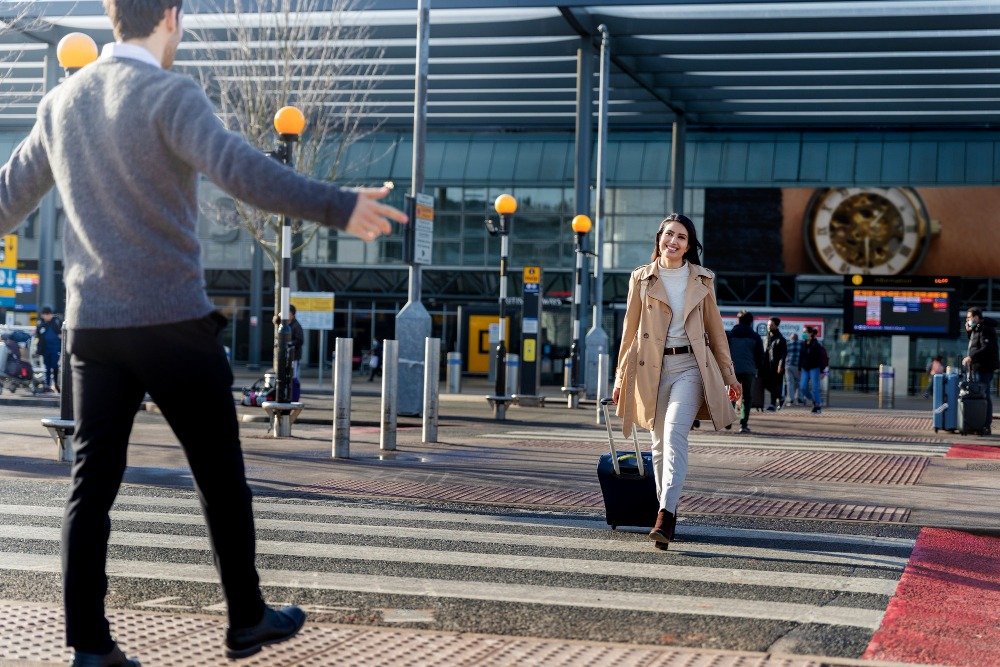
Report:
678,495,910,523
0,601,821,666
297,478,605,508
747,452,929,485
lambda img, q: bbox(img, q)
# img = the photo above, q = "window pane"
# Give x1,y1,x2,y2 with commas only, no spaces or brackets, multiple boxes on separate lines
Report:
513,215,562,241
464,187,488,213
437,214,462,238
434,240,461,265
612,188,668,214
436,187,462,211
514,188,563,213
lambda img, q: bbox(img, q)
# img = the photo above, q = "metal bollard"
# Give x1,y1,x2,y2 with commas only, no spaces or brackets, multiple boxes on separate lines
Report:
423,337,440,443
380,340,398,451
596,353,609,424
332,337,353,458
505,353,519,397
878,364,895,409
446,351,462,394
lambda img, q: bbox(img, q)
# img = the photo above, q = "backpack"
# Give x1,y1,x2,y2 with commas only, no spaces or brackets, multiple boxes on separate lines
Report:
241,377,276,407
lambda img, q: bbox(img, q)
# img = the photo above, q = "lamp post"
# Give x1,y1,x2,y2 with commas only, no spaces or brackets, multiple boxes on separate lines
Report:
271,105,305,404
40,32,98,463
486,193,516,419
565,214,592,408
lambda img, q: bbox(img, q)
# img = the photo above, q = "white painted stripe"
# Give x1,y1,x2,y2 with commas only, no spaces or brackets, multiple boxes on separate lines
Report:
0,551,885,629
0,506,909,570
0,525,898,595
0,500,915,550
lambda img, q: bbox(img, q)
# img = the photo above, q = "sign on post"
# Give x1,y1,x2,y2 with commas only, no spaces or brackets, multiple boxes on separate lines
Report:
519,266,542,397
413,193,434,265
0,234,17,309
290,291,335,330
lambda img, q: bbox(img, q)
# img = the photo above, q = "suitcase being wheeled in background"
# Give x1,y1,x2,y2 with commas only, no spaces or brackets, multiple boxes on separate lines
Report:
958,371,991,436
597,399,657,530
932,371,959,433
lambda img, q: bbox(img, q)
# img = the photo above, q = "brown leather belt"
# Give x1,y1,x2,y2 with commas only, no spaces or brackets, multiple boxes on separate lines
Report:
664,345,693,355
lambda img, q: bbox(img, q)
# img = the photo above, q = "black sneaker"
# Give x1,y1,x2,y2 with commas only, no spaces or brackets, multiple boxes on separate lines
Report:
226,605,307,659
738,425,750,434
811,406,822,414
71,644,140,667
766,406,776,412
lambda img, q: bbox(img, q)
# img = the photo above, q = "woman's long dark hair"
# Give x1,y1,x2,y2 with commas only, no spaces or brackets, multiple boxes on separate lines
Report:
651,213,703,266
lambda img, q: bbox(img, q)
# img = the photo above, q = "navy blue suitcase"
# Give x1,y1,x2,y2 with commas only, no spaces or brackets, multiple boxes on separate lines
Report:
597,399,658,529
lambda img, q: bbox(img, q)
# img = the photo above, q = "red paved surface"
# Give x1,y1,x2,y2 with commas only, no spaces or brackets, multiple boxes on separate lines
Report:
945,444,1000,459
863,527,1000,666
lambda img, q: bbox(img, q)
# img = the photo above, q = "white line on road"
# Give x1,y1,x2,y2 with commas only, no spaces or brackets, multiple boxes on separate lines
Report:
0,524,900,595
0,502,914,564
0,551,886,629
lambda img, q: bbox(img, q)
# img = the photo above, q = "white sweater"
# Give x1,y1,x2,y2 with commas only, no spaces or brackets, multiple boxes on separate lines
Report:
658,262,690,347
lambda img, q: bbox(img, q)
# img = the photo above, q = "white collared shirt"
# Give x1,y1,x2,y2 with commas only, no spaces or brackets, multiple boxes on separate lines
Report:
100,42,161,69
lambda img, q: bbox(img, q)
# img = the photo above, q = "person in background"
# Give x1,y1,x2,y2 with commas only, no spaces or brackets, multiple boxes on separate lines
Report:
368,338,382,382
922,355,944,399
726,310,763,433
288,305,304,400
785,332,802,405
799,327,828,414
612,213,739,550
0,1,407,663
764,317,787,411
35,306,62,392
963,307,998,430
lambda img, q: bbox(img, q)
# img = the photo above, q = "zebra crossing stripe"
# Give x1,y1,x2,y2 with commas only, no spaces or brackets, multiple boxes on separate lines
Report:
0,524,900,595
0,551,885,629
0,502,912,567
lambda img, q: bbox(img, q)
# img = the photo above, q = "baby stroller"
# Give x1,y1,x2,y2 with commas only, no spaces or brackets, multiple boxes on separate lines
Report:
0,333,46,395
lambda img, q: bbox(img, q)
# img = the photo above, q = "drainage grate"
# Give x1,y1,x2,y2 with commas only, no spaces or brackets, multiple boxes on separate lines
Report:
747,451,929,485
678,494,910,523
0,601,820,667
967,462,1000,471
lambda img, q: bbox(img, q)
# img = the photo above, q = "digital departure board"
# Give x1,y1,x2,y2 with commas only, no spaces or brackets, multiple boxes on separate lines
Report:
843,276,959,337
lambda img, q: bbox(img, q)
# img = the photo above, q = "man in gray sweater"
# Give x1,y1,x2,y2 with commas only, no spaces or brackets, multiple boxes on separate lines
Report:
0,1,406,665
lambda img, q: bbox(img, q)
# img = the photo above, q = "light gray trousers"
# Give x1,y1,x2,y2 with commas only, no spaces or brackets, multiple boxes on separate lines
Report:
649,353,704,513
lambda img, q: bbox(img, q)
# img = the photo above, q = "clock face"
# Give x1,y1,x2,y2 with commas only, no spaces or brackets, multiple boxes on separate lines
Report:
804,187,930,275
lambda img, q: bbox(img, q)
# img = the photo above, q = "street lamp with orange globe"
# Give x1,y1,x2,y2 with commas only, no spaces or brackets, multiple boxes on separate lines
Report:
271,106,305,410
485,194,517,419
56,32,99,75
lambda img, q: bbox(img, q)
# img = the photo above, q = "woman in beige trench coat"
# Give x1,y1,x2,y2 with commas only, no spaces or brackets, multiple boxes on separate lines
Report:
611,213,741,549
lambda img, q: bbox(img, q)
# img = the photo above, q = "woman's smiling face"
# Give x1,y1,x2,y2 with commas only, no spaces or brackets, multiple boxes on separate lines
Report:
658,220,689,264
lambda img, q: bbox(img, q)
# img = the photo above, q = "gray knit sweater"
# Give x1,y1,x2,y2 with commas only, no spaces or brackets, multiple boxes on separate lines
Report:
0,57,358,329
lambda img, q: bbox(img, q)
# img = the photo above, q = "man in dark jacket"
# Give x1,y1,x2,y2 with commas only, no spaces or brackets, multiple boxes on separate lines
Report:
764,317,787,411
726,310,764,433
35,306,62,392
799,327,828,414
289,305,305,401
963,307,998,429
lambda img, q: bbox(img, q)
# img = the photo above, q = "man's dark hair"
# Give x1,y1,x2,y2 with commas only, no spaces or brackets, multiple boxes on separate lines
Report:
737,310,753,326
289,304,297,315
968,307,983,318
769,316,781,326
103,0,182,41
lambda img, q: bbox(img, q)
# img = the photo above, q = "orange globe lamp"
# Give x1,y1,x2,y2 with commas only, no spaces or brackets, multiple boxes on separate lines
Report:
274,106,306,137
56,32,99,72
494,194,517,216
571,214,592,235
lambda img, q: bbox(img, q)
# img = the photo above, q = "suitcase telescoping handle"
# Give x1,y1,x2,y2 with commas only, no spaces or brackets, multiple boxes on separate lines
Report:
600,398,645,478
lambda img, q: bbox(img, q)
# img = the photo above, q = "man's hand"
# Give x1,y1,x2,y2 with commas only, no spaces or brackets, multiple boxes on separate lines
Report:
963,356,972,367
611,386,620,404
344,184,408,242
728,384,742,402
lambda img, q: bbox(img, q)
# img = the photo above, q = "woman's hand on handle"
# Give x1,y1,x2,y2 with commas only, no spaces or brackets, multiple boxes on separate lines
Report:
727,384,742,402
611,386,620,404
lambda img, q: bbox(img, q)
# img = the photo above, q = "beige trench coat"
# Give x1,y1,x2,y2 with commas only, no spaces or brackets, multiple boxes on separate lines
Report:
614,261,739,436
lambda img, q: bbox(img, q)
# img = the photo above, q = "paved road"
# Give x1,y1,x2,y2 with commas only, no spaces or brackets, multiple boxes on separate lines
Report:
0,477,918,664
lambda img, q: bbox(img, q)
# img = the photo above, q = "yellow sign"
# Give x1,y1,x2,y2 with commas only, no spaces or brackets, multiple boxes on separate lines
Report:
523,266,541,284
522,338,536,363
290,291,335,330
0,235,16,269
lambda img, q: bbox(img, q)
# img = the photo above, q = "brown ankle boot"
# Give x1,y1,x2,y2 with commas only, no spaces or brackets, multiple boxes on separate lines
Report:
648,509,673,544
667,511,677,541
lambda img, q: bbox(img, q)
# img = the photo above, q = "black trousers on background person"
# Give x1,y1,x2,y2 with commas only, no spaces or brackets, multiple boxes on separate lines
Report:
63,313,266,653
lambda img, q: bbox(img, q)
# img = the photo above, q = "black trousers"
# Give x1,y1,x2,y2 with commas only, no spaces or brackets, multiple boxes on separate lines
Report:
63,313,265,652
735,373,754,426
